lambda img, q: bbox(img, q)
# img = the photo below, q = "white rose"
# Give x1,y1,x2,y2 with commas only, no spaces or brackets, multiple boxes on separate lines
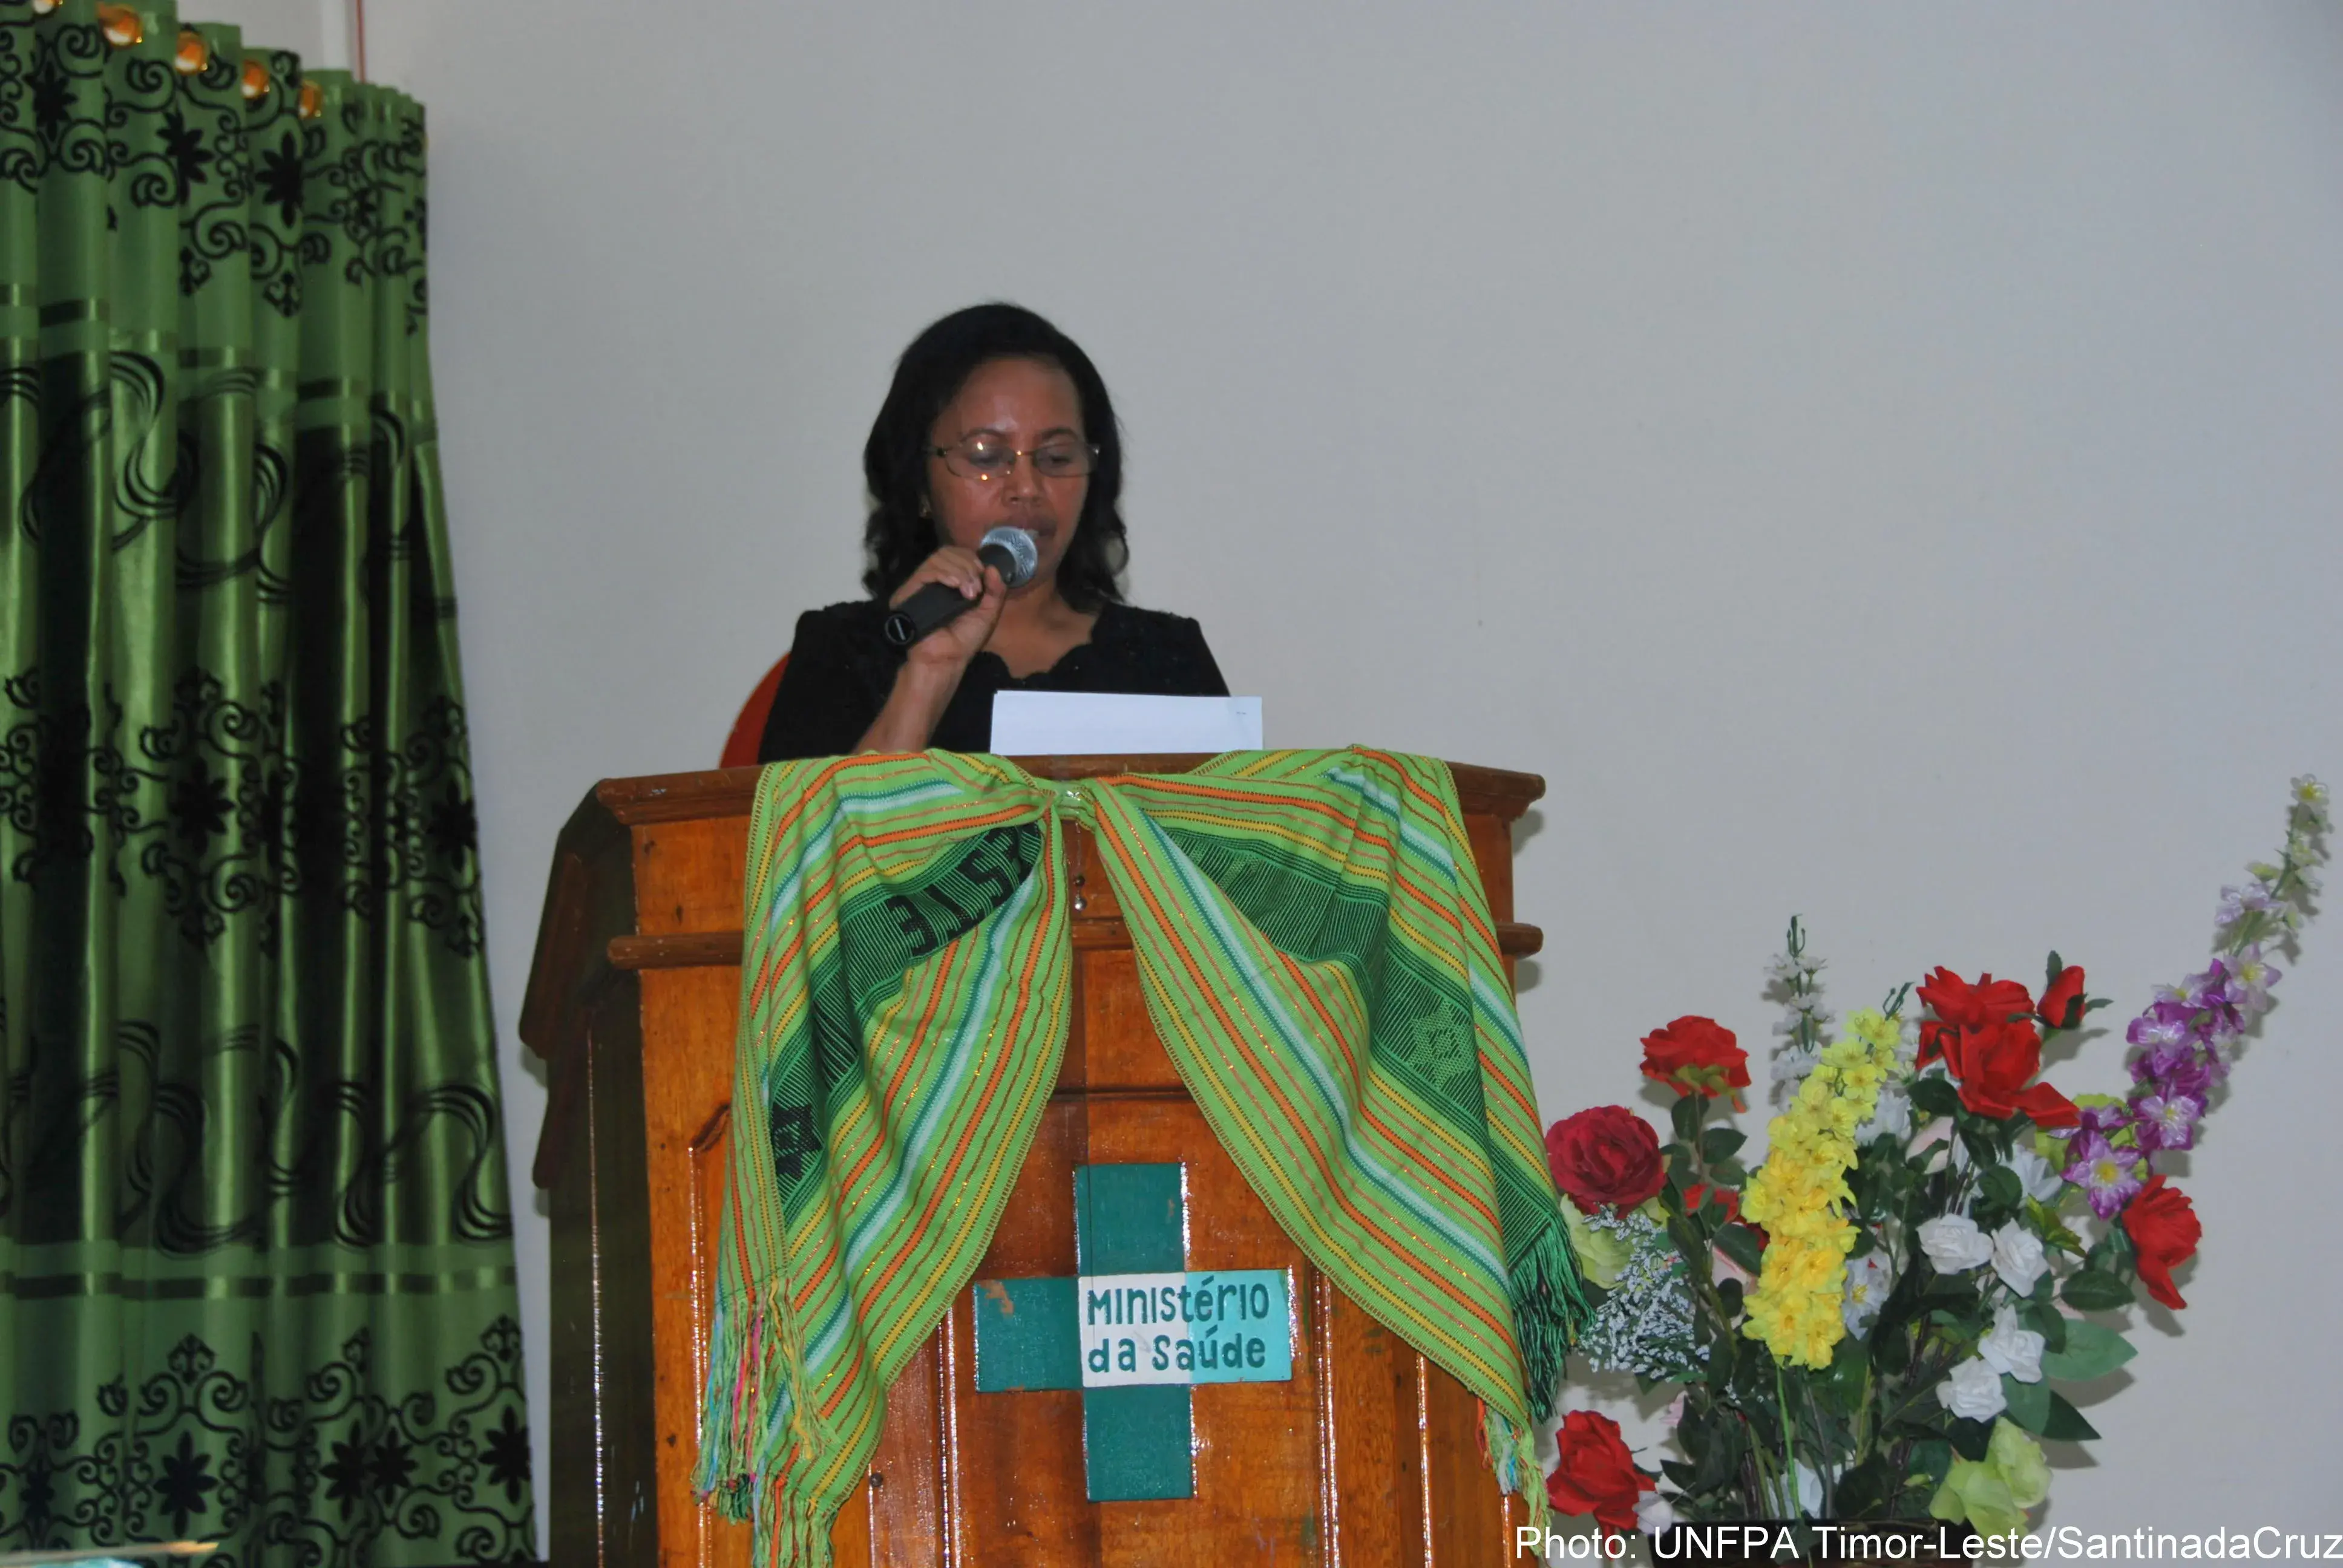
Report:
1637,1492,1679,1537
1991,1222,2050,1298
1918,1214,1994,1273
1937,1356,2008,1422
1977,1304,2045,1383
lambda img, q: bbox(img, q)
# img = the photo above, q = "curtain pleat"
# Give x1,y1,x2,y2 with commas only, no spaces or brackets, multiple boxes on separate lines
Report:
0,5,532,1563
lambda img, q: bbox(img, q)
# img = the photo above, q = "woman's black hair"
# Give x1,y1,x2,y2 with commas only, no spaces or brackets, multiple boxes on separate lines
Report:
862,302,1129,612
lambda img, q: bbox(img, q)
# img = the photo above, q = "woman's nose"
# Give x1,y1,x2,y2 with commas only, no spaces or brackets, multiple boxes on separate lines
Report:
1001,452,1045,500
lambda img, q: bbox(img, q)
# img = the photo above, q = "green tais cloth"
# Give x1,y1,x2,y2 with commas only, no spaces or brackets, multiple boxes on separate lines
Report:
698,750,1585,1563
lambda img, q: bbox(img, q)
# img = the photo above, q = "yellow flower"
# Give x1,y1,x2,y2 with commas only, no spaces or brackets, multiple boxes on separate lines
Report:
1739,1010,1901,1368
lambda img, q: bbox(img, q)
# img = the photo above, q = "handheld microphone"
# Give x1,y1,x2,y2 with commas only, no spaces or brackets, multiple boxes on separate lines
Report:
882,526,1039,647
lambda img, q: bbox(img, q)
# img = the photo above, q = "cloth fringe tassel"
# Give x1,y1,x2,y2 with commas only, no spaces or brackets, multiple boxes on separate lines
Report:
1486,1403,1553,1533
1510,1204,1593,1425
697,1284,835,1567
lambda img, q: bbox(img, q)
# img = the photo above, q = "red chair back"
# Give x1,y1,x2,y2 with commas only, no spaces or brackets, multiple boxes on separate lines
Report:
719,653,790,768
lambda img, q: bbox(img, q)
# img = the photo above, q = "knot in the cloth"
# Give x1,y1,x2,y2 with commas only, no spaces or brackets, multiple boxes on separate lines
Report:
1045,778,1099,831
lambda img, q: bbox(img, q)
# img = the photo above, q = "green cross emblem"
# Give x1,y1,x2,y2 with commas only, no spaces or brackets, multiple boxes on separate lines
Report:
971,1162,1293,1503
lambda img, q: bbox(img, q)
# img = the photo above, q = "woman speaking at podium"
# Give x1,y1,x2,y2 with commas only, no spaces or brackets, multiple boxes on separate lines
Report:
756,304,1228,761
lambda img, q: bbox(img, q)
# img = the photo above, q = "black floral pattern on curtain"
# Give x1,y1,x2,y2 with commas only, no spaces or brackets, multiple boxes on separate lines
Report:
0,4,532,1564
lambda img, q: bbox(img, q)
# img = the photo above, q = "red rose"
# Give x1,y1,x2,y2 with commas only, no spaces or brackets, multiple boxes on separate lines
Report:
1916,967,2036,1066
2039,964,2088,1031
1546,1410,1657,1533
1545,1106,1666,1214
2123,1174,2202,1310
1639,1016,1749,1103
1939,1018,2080,1128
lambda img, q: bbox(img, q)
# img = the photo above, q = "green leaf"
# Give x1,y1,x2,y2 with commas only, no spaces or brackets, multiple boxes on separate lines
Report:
2028,1199,2084,1257
1682,1403,1743,1485
2020,1300,2068,1354
1715,1223,1765,1276
1835,1457,1888,1519
1910,1076,1961,1118
2104,1224,2136,1271
2061,1269,2135,1312
1909,1439,1954,1489
2083,1224,2134,1276
1875,1318,1912,1376
1947,1417,1992,1462
1708,1158,1749,1187
2040,1321,2136,1383
1920,1276,1980,1313
1732,1335,1772,1397
2040,1391,2100,1442
1706,1335,1734,1390
1981,1166,2023,1211
1672,1096,1702,1144
2001,1374,2052,1434
1715,1277,1745,1321
1702,1127,1748,1164
1821,1338,1867,1414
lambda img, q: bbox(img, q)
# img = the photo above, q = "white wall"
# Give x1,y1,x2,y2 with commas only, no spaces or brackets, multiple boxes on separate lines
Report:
365,3,2343,1552
188,0,340,69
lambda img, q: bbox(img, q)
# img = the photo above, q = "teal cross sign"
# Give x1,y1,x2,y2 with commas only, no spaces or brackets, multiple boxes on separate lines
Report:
971,1163,1294,1503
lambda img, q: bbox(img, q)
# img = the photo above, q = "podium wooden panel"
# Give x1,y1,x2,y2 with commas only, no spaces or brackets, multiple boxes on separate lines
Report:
521,757,1547,1568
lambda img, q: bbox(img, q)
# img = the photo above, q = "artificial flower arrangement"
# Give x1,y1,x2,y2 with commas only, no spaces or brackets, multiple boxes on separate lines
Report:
1538,777,2330,1539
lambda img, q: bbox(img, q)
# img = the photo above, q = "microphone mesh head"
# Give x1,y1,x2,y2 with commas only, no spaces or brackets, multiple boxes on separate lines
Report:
979,526,1040,589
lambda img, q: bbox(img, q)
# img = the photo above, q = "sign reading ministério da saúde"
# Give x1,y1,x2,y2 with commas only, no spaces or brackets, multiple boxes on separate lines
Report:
1076,1269,1293,1387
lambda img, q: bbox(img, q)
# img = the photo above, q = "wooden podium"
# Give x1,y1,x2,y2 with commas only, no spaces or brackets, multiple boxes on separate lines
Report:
521,757,1547,1568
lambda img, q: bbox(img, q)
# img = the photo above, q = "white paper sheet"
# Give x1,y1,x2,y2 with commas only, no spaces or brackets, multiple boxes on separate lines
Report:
990,692,1263,756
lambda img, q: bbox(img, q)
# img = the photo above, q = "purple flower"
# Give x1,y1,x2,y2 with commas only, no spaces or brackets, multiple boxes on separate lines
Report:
2131,1040,2218,1103
2216,884,2279,929
2224,946,2281,1017
2131,1092,2204,1153
2063,1134,2146,1220
2126,1004,2193,1053
2186,961,2235,1010
2186,964,2245,1031
2074,1102,2134,1140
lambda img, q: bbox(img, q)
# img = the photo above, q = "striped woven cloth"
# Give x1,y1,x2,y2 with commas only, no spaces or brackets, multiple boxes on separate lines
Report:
697,749,1585,1563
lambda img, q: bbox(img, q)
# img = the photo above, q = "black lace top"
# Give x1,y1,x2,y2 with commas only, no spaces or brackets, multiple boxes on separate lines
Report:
756,599,1229,761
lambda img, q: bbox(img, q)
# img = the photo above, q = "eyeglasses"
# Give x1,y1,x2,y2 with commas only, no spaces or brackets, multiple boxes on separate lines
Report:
929,433,1098,482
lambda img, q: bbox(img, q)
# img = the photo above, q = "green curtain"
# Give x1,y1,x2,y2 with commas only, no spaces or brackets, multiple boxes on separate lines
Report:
0,4,533,1564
